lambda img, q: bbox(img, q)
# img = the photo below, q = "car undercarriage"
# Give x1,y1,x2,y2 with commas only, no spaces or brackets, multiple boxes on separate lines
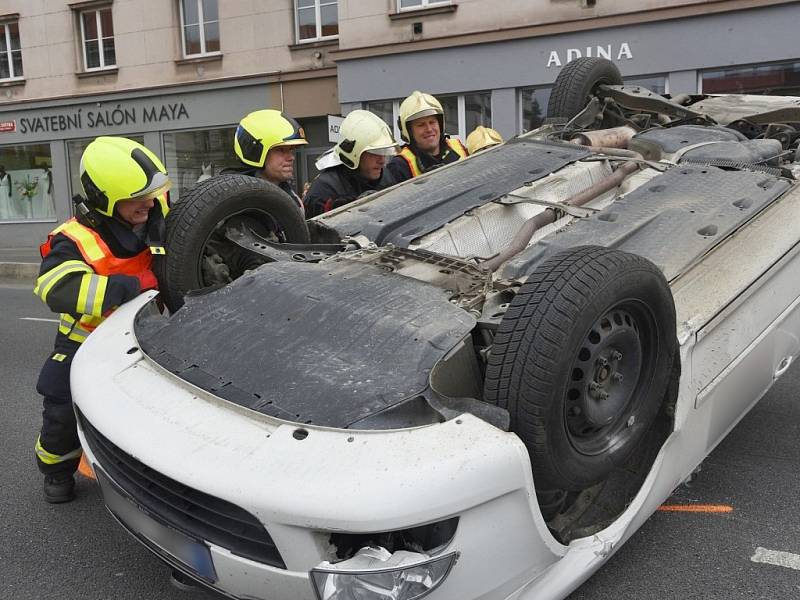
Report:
73,58,800,600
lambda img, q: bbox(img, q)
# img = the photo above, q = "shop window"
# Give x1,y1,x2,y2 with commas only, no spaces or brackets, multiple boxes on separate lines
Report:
365,100,399,140
438,95,459,137
163,127,238,203
180,0,220,57
295,0,338,43
0,21,23,81
464,92,491,138
80,8,116,70
67,136,145,211
701,61,800,96
0,144,55,222
624,75,667,96
398,0,451,10
519,87,551,133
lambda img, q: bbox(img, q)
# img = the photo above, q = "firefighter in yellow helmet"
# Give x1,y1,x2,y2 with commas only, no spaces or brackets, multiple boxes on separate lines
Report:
386,90,468,184
230,108,308,211
304,110,399,217
466,126,504,154
33,136,170,503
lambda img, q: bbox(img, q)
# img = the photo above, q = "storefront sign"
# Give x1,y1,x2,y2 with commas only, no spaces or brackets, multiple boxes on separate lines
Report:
18,102,190,134
328,115,344,143
546,43,633,68
0,120,16,132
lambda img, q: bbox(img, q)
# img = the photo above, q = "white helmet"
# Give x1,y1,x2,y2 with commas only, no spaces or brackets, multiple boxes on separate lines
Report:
398,90,445,144
335,110,399,170
466,126,503,154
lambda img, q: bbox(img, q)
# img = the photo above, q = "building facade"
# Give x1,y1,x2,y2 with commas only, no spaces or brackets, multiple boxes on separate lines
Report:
0,0,339,248
1,0,798,250
337,0,800,142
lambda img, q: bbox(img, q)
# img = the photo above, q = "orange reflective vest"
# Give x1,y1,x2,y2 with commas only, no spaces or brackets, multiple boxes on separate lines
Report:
397,138,468,178
39,219,154,343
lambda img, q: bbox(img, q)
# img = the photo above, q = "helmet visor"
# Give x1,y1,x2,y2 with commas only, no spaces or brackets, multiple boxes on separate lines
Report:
363,145,398,157
128,177,172,203
407,108,440,122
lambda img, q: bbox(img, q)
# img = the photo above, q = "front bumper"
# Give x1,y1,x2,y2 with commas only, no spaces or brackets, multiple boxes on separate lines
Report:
73,294,565,600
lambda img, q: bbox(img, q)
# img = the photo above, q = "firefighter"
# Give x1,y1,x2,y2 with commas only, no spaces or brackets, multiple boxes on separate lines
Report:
304,110,399,218
386,90,468,184
230,108,308,211
466,126,504,154
33,136,170,503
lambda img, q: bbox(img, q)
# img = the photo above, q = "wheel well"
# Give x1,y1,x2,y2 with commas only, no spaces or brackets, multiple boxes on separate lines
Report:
545,346,679,544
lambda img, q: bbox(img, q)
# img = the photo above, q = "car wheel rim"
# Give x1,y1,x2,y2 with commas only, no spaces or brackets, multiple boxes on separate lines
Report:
564,300,658,456
198,206,281,286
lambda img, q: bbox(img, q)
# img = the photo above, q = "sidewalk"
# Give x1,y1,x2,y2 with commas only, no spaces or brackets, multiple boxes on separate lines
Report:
0,247,40,282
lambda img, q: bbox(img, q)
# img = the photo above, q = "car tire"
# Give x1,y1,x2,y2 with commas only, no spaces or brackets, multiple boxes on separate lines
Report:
546,57,624,121
484,245,676,491
154,173,310,311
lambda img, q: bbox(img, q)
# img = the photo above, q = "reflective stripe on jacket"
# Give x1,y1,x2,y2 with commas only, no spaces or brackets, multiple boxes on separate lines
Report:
397,138,468,178
35,219,153,343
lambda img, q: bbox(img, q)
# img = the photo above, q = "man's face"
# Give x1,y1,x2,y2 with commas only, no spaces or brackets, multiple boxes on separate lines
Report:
263,145,297,183
409,116,441,154
116,197,154,226
358,152,386,181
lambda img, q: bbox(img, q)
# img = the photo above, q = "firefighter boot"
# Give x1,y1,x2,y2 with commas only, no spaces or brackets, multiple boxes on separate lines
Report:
43,472,75,504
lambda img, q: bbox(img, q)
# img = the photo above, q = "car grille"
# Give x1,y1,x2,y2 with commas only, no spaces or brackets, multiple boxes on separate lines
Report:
76,408,285,569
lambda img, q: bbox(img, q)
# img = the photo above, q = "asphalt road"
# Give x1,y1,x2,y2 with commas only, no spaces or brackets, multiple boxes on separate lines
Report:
1,281,798,600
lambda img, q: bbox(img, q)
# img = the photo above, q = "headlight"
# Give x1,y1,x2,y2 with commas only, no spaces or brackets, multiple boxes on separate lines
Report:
310,546,458,600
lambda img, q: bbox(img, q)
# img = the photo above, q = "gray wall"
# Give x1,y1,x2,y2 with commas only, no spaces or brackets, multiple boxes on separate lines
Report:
337,3,800,102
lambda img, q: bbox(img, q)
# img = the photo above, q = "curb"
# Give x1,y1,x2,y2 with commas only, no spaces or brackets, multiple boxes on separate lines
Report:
0,262,39,282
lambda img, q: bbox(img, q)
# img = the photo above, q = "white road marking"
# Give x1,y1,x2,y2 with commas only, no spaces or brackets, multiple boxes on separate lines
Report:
751,547,800,571
19,317,59,323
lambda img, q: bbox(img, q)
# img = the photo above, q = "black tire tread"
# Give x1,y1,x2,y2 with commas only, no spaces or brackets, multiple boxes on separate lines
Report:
154,173,309,311
485,245,675,490
547,57,624,120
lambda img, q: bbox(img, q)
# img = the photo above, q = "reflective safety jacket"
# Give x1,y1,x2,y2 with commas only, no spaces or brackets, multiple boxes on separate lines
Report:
304,164,394,218
34,218,158,345
387,137,468,183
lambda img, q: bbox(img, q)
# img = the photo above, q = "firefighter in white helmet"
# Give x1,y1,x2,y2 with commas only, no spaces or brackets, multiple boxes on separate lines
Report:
386,90,468,184
304,110,399,217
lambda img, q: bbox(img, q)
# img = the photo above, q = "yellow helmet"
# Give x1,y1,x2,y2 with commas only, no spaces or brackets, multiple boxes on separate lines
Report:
466,126,503,154
234,109,308,168
398,90,444,144
335,110,399,169
80,136,171,217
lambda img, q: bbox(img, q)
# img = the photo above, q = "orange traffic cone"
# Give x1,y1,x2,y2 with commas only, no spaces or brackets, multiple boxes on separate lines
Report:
77,452,96,480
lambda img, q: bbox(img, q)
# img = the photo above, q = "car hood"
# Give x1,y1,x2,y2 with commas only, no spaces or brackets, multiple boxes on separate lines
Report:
136,257,476,429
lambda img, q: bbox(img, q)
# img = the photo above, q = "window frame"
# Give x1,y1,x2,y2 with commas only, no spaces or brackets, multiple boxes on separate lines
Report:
0,20,24,81
79,8,116,71
294,0,339,44
179,0,221,58
397,0,451,12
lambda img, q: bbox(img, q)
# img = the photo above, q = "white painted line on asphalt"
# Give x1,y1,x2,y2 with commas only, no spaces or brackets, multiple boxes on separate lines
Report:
751,547,800,571
19,317,59,323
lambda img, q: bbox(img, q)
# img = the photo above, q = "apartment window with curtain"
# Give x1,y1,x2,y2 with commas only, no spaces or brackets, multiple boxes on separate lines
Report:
0,20,23,80
398,0,451,11
80,8,116,70
180,0,220,57
295,0,338,43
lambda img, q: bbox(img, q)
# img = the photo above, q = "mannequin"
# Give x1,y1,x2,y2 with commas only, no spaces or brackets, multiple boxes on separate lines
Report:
0,166,12,219
41,167,55,217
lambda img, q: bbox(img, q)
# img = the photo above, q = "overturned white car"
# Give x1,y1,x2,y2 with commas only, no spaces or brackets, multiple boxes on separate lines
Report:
72,58,800,600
